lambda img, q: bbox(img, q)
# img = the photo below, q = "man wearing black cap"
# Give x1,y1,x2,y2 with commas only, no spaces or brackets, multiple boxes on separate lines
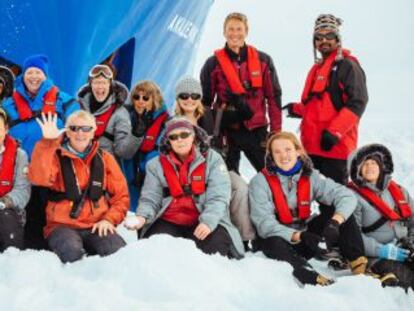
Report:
284,14,369,271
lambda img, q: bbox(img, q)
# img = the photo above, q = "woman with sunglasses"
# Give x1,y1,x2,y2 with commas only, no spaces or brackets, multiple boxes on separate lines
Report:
174,76,256,251
77,64,136,163
0,109,30,252
125,116,244,259
2,54,80,250
29,110,129,263
122,80,169,211
249,132,368,286
349,144,414,290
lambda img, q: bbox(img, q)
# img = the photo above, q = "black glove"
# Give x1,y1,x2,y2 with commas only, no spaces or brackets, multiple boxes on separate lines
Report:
300,231,326,255
133,111,152,137
322,219,340,250
225,90,253,120
320,130,340,151
398,237,414,263
282,103,301,118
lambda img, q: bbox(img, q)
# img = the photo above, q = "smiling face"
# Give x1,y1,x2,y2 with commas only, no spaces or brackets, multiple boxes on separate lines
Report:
65,115,96,153
360,159,381,184
177,96,202,116
314,29,339,58
168,129,195,159
91,76,111,103
132,91,153,114
23,67,46,95
224,18,248,52
271,138,301,171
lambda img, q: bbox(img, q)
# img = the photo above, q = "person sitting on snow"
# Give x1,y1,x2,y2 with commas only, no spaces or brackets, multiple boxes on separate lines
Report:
125,116,244,259
249,131,368,286
349,144,414,290
28,110,129,263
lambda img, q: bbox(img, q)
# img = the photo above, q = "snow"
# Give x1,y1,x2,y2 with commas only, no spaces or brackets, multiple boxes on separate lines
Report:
2,0,414,310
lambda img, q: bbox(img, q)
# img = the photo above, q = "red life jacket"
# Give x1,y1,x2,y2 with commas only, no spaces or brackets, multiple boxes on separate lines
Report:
261,168,311,224
94,104,117,138
0,135,18,197
139,112,168,153
12,86,58,120
159,154,206,197
348,181,412,220
214,45,262,94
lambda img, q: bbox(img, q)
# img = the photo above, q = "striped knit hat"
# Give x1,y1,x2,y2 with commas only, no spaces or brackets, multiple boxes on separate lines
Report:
313,14,343,63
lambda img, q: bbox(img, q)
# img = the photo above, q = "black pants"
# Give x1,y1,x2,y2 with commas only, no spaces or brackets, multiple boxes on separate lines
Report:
144,219,233,257
371,259,414,290
24,186,49,250
308,155,364,261
226,126,267,173
48,226,126,263
258,236,320,285
0,208,24,252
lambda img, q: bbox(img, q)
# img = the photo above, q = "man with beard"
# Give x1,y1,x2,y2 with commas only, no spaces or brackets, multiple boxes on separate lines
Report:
284,14,369,270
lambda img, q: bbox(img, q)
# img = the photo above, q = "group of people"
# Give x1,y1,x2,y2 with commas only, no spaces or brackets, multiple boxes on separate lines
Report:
0,12,413,290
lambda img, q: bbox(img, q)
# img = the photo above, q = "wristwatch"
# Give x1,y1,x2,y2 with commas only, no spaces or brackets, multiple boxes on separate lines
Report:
0,201,6,210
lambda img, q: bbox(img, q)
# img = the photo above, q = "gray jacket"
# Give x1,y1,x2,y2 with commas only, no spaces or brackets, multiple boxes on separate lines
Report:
1,146,31,224
249,156,356,243
136,127,244,258
78,81,140,161
349,144,414,257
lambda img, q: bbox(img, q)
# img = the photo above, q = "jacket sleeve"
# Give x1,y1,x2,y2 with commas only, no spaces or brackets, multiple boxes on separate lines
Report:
136,157,164,222
60,92,81,121
311,170,357,220
3,148,31,210
199,151,231,231
261,52,282,132
101,152,129,225
200,56,217,109
112,107,140,160
327,59,368,138
249,173,296,242
28,138,62,187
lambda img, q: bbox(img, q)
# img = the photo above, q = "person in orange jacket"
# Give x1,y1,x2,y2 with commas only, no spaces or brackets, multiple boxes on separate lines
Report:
28,110,129,263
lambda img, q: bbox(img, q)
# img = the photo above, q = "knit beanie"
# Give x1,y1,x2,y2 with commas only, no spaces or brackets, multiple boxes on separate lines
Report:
175,76,203,98
23,54,49,76
313,14,343,63
164,116,195,136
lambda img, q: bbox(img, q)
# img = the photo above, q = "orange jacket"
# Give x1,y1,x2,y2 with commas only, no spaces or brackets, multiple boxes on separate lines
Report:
28,138,129,237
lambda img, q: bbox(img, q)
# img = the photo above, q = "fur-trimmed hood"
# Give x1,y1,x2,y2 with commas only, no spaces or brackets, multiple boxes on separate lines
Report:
348,144,393,189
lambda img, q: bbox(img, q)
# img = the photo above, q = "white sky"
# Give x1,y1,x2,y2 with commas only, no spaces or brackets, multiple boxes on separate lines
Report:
194,0,414,122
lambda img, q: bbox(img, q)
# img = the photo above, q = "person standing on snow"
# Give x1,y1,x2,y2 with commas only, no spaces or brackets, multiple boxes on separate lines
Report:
349,144,414,289
0,109,30,252
77,64,137,163
125,116,244,259
29,110,129,263
283,14,368,256
200,12,282,174
2,54,80,249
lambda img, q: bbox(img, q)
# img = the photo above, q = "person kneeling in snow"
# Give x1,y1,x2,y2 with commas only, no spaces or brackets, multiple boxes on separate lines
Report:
125,116,244,259
28,110,129,263
349,144,414,290
249,132,366,286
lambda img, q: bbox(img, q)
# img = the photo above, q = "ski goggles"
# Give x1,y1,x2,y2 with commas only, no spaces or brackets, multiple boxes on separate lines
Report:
133,94,151,101
68,125,94,133
314,32,338,41
168,131,193,141
88,64,113,79
178,93,201,101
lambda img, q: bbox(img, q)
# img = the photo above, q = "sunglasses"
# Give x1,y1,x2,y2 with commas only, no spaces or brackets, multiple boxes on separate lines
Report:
133,94,151,101
178,93,201,101
168,131,192,141
68,125,94,133
89,64,113,79
314,32,337,41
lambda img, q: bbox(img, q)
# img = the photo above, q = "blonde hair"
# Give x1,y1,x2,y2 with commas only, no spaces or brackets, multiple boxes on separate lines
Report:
266,131,307,158
131,80,164,111
223,12,249,32
174,99,205,119
65,110,97,129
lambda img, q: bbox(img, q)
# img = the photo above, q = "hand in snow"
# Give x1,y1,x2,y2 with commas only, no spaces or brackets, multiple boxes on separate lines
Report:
92,220,115,237
193,223,211,240
124,215,146,230
36,112,66,139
